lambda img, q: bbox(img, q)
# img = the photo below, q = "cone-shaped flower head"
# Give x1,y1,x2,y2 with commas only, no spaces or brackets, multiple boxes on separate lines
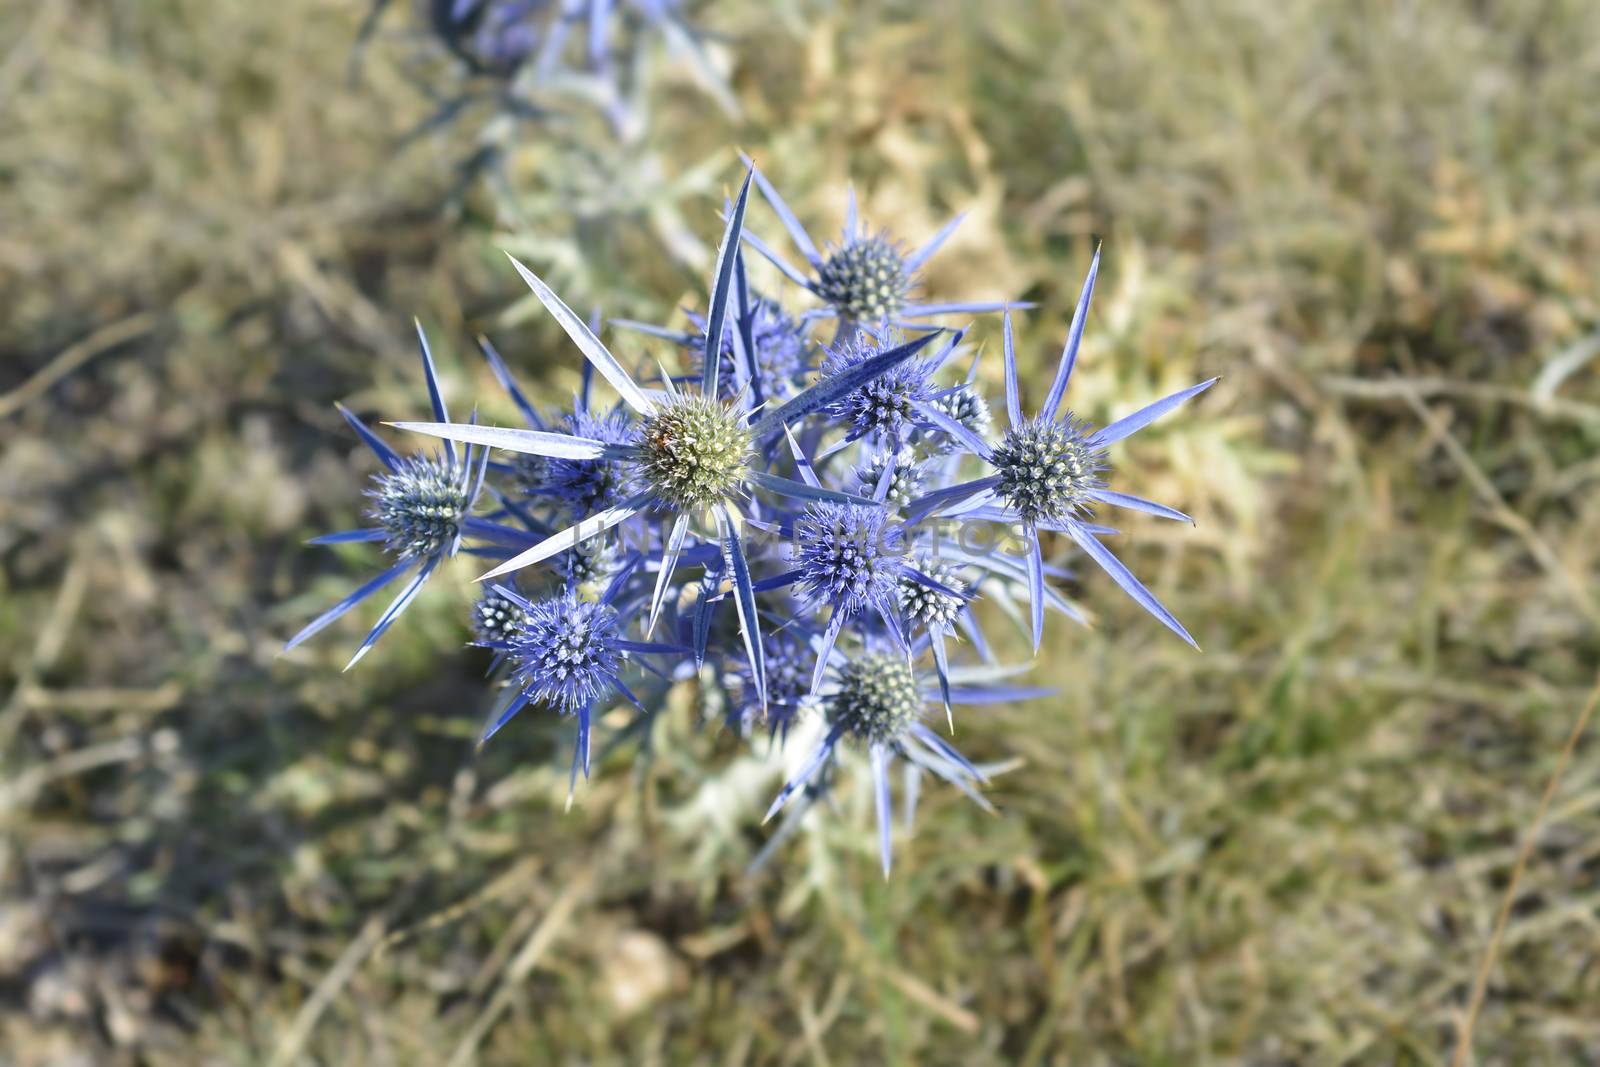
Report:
829,653,920,745
820,328,935,443
471,586,530,644
370,453,476,560
898,558,966,633
637,394,753,510
815,233,913,324
856,451,925,508
989,415,1105,524
509,592,625,715
796,502,901,618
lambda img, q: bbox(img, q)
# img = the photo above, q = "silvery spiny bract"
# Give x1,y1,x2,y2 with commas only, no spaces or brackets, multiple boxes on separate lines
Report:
285,162,1219,875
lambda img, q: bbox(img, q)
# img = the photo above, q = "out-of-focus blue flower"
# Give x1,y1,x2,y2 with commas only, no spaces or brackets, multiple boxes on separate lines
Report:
691,296,811,402
613,293,815,404
284,323,487,670
908,252,1218,652
724,627,814,738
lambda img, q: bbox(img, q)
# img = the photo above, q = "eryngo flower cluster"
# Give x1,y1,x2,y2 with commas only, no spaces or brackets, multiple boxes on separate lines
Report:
286,163,1218,875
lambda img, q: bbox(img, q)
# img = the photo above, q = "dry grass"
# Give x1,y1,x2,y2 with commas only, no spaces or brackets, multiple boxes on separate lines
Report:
4,0,1600,1063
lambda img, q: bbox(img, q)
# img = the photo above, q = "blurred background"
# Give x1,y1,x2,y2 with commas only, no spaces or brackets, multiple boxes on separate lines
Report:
3,0,1599,1063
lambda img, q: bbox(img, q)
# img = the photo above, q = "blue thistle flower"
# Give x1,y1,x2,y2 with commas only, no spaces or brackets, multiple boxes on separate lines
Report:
369,453,478,560
756,500,971,703
814,230,913,325
819,328,936,444
725,628,813,737
284,322,487,670
794,503,902,621
898,557,966,634
480,583,686,794
741,165,1019,328
922,380,993,454
907,251,1218,652
393,166,943,715
508,591,626,715
558,533,622,593
764,651,1050,876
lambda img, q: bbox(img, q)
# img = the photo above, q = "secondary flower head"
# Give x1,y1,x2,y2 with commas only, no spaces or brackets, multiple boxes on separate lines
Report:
508,592,625,715
559,534,621,592
765,652,1049,876
742,165,1017,327
726,628,813,736
898,558,966,634
544,407,640,512
471,586,530,644
990,415,1105,524
906,253,1218,653
856,451,924,508
688,296,810,402
815,232,912,324
796,502,902,619
924,381,993,453
830,652,921,745
820,328,935,443
370,453,475,560
284,322,486,670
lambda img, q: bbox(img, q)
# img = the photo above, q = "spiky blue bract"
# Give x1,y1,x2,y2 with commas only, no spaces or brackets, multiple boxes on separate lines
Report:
795,503,902,618
508,591,625,716
819,328,935,443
